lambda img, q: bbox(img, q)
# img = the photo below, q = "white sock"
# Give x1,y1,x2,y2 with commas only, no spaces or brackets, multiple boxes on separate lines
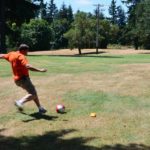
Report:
18,99,24,104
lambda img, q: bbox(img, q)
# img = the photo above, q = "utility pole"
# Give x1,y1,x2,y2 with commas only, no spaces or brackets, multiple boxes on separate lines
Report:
0,0,6,53
93,4,104,54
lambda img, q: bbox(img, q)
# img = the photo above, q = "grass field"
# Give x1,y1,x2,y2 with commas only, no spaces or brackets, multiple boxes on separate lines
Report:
0,49,150,150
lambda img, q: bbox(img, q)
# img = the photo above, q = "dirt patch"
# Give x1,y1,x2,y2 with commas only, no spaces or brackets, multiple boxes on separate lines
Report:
29,48,150,56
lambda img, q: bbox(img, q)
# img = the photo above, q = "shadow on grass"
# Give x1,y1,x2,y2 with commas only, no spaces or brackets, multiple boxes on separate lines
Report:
49,55,123,59
20,112,58,122
0,129,95,150
29,51,123,58
0,128,149,150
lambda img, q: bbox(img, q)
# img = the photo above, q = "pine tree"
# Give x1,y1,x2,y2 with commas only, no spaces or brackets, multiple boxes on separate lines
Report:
122,0,141,26
67,5,74,24
52,3,74,49
109,0,118,24
123,0,150,49
136,0,150,49
33,0,47,19
117,6,126,28
46,0,58,23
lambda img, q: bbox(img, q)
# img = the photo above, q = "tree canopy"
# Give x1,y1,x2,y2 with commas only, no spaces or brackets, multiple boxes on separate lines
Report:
0,0,150,53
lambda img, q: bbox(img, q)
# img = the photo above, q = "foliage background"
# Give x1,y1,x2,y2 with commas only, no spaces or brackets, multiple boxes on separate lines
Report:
2,0,149,51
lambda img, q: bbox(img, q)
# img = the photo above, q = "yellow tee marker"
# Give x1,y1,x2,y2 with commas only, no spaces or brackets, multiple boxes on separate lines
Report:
90,112,96,117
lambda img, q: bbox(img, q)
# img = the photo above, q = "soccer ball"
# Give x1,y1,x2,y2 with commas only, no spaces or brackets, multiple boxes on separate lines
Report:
56,104,65,113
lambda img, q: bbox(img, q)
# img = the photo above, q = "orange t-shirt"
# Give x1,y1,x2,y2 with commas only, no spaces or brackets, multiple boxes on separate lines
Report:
4,51,29,81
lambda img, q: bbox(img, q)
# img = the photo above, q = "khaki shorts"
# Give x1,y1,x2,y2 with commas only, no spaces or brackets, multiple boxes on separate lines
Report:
15,76,37,95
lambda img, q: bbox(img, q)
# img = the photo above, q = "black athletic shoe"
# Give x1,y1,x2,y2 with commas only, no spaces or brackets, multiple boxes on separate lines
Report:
39,107,47,114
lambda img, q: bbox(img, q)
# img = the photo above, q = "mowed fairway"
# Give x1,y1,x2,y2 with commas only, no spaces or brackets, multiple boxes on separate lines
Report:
0,49,150,150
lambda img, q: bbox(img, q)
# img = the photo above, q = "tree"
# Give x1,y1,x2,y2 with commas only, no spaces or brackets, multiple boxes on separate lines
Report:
109,0,118,24
135,0,150,49
123,0,150,49
51,19,69,49
99,20,112,48
65,11,111,54
67,5,74,24
33,0,47,19
46,0,58,23
21,19,51,50
116,6,126,28
74,12,89,54
64,12,90,54
122,0,142,49
0,0,38,52
109,24,120,44
123,0,141,26
115,6,127,45
6,0,38,25
50,3,74,49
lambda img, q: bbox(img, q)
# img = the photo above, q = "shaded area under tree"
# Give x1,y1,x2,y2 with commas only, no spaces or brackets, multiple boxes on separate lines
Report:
0,128,149,150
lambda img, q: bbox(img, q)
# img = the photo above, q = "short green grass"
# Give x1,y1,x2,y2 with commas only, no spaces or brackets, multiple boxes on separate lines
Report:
0,51,150,150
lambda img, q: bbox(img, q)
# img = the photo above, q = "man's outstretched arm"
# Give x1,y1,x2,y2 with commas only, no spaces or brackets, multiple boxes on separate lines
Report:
0,54,5,59
26,64,47,72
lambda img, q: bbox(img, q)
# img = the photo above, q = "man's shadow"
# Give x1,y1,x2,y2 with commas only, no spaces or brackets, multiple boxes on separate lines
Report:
20,112,58,122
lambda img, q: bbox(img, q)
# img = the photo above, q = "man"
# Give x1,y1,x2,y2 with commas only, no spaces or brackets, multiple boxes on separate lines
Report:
0,44,47,113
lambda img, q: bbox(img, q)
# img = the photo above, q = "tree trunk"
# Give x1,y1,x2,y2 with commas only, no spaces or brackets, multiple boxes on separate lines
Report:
96,47,99,54
78,47,82,55
134,36,139,50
